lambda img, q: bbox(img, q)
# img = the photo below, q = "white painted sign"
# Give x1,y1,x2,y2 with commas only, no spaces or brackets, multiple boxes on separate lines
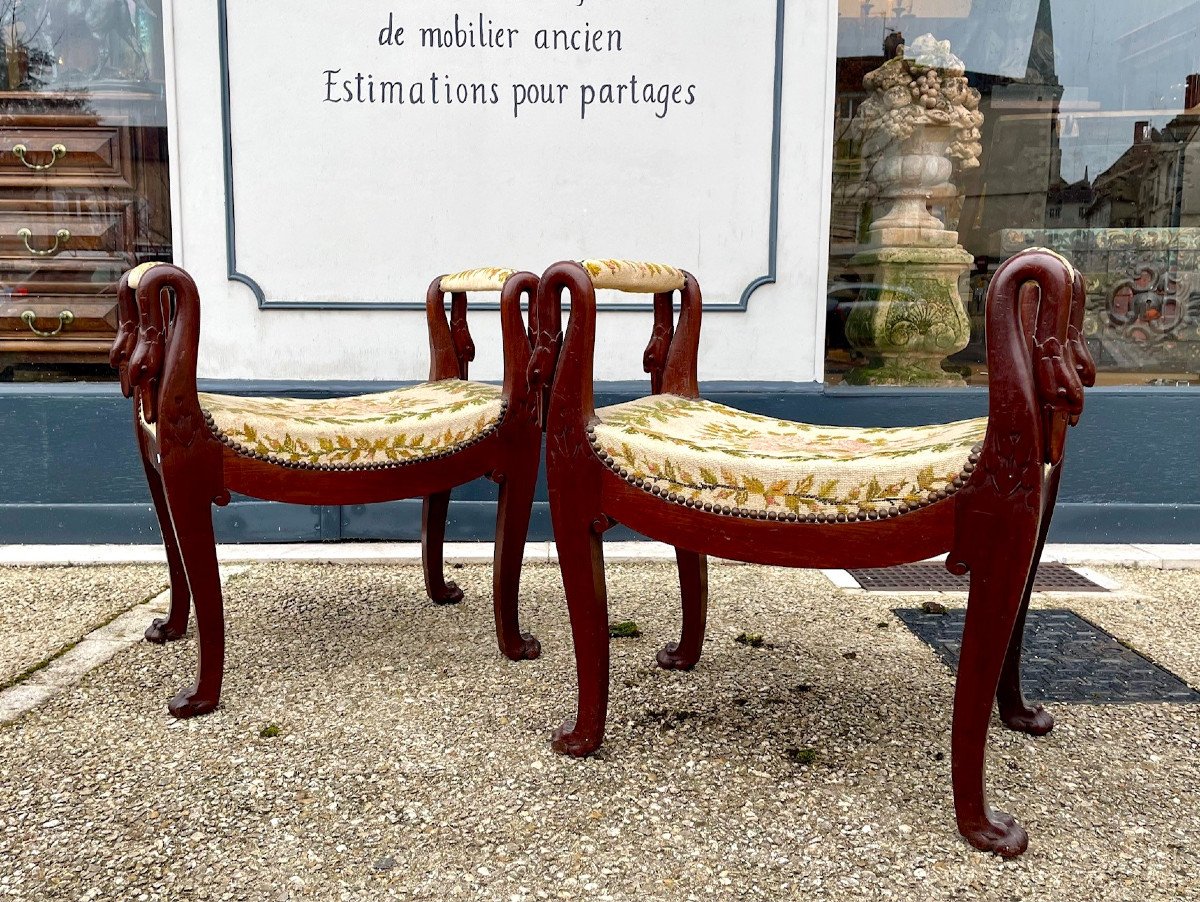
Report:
222,0,781,307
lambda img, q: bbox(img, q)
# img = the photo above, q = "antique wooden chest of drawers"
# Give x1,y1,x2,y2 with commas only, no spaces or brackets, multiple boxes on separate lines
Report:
0,92,171,374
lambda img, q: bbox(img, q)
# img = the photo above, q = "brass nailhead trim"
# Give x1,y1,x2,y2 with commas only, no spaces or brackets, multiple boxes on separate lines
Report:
206,400,509,472
587,433,982,522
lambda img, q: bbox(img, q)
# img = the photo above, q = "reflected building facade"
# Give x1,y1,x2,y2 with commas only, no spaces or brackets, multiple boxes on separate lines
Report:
829,0,1200,383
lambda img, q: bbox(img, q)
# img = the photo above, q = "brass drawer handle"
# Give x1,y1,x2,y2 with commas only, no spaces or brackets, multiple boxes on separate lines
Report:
12,143,67,171
21,309,75,337
18,227,70,256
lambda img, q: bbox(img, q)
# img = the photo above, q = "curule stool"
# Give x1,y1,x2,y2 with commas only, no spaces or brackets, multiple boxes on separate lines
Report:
110,263,548,718
538,251,1094,857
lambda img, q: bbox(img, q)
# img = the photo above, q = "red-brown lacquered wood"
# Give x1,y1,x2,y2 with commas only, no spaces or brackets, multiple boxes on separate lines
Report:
109,271,138,398
540,250,1086,858
642,292,674,395
491,419,544,662
110,265,546,718
488,270,547,661
129,264,229,717
943,251,1079,858
113,270,191,643
996,462,1060,738
659,274,702,399
656,276,708,658
657,548,707,671
1067,269,1097,423
542,262,608,755
136,414,190,644
426,278,462,382
421,278,474,603
639,280,709,661
450,293,475,380
996,268,1095,739
527,271,563,429
422,490,463,605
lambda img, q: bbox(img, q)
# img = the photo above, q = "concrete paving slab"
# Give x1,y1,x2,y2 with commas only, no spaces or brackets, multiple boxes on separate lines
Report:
1132,544,1200,569
0,565,167,685
4,542,1197,568
0,566,245,726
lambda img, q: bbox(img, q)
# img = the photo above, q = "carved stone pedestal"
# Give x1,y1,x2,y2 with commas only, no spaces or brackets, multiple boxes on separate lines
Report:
843,34,984,386
845,242,972,386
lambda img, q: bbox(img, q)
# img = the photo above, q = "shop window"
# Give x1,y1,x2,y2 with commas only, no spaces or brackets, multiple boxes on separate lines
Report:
828,0,1200,388
0,0,171,383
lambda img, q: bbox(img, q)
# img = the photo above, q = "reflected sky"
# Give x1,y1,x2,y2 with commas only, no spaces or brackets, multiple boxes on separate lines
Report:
837,0,1200,182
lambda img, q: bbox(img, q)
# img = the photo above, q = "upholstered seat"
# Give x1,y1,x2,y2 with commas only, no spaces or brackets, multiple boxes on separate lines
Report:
589,395,986,519
180,379,505,470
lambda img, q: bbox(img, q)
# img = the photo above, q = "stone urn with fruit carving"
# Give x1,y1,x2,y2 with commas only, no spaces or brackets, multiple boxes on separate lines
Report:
845,34,984,386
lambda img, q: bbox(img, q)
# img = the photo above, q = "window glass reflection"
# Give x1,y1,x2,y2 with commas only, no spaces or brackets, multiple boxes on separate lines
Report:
0,0,170,383
829,0,1200,386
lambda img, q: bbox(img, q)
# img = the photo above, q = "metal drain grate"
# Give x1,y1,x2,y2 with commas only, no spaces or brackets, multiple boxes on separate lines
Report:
895,608,1200,704
848,561,1106,593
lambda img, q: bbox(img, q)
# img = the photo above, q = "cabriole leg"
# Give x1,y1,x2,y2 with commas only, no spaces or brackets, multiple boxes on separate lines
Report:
138,433,189,644
951,517,1039,857
161,462,225,718
997,470,1062,737
657,549,708,671
422,490,464,605
549,508,610,758
492,432,542,661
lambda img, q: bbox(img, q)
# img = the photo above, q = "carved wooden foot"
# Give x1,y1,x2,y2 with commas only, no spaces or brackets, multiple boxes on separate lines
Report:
997,467,1060,739
996,595,1055,736
950,503,1040,858
162,459,225,721
145,616,187,644
959,808,1028,858
422,490,463,605
656,548,708,671
500,633,542,662
656,642,698,671
999,700,1055,736
429,582,465,606
493,430,542,660
167,683,220,719
551,719,604,758
140,434,191,644
547,476,609,758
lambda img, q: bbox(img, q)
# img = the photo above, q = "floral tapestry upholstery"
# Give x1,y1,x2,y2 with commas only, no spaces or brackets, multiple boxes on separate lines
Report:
188,380,504,469
592,395,987,517
580,259,686,293
440,268,515,293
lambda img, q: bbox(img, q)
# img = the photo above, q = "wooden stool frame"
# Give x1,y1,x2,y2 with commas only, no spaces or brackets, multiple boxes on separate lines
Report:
110,265,547,719
538,249,1094,857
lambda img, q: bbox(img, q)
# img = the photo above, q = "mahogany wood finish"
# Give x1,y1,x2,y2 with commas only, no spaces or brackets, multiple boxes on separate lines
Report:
539,250,1094,857
110,264,545,717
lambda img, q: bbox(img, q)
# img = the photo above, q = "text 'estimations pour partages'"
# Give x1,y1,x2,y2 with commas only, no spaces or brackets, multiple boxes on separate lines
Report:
320,11,699,120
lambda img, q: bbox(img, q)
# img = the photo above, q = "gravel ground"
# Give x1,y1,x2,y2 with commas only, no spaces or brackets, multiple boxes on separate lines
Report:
0,561,1197,901
0,565,167,686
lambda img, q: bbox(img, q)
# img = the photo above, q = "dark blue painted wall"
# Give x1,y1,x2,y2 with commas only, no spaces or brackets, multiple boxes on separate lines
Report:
0,382,1195,544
